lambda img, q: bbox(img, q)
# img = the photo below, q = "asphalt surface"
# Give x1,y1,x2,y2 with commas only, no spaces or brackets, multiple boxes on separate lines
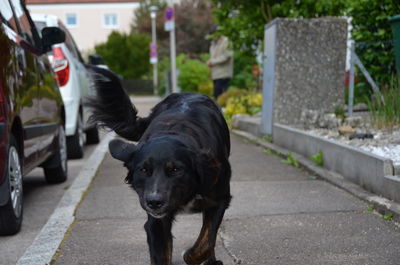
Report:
52,98,400,265
0,133,106,265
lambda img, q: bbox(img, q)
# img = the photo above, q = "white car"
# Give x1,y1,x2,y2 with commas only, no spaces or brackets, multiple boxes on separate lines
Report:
32,14,99,158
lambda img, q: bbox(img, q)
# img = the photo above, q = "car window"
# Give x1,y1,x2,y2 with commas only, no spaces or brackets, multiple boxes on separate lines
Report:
58,21,84,62
9,0,40,48
0,0,18,32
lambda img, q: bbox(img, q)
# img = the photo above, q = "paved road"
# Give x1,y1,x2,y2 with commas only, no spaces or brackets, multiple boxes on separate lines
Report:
52,97,400,265
0,132,106,265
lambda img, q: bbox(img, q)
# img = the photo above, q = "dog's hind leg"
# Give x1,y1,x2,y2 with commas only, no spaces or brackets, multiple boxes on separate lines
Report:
144,215,173,265
183,198,230,265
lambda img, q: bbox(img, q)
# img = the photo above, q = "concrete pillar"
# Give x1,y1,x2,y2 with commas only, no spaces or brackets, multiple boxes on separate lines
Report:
261,18,348,134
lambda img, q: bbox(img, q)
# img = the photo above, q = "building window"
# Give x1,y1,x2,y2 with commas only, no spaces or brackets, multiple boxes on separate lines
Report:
104,13,118,28
65,13,77,27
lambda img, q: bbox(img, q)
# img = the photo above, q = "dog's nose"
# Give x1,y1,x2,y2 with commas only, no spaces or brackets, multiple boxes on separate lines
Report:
146,194,165,210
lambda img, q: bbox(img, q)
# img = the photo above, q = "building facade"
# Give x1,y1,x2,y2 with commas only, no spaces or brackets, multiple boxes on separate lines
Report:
26,0,140,51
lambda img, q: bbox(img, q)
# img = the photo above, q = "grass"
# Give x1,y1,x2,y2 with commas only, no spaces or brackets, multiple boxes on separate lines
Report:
243,138,258,145
263,148,281,158
263,149,273,155
366,76,400,128
367,204,376,212
282,152,299,168
382,213,394,221
260,134,272,143
310,151,324,167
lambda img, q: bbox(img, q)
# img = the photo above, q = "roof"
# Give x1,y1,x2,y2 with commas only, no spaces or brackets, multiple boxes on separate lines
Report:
26,0,139,4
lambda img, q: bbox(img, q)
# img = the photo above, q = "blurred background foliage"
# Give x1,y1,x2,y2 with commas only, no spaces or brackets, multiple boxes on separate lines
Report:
212,0,400,104
347,0,400,103
95,0,400,113
94,31,150,79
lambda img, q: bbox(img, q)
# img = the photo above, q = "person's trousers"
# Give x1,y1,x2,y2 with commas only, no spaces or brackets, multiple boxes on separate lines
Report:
213,78,231,99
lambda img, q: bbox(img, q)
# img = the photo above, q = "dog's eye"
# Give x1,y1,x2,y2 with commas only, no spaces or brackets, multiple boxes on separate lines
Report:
140,167,148,173
167,167,180,175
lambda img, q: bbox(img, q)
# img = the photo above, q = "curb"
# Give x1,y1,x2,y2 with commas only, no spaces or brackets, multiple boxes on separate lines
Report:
273,123,400,202
16,133,115,265
232,129,400,222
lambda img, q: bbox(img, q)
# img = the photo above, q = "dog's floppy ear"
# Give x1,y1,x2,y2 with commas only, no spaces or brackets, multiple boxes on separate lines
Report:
196,150,221,195
109,139,137,162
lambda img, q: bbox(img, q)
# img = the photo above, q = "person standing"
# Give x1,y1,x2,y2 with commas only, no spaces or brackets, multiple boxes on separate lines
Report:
207,26,233,100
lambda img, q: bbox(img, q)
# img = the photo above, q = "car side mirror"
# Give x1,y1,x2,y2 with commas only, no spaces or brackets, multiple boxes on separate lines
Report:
41,27,65,53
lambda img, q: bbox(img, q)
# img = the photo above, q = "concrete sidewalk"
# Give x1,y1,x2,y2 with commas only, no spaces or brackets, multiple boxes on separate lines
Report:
53,100,400,265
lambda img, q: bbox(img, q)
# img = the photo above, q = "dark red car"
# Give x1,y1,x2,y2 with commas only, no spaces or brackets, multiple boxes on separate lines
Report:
0,0,67,235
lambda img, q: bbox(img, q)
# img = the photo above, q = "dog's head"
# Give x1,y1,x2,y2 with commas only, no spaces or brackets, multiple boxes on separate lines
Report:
109,137,220,218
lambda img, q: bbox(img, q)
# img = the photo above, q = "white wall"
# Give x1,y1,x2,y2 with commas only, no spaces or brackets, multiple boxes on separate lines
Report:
28,2,139,51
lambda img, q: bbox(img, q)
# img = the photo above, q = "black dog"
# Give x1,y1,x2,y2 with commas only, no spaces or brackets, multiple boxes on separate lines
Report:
88,66,232,265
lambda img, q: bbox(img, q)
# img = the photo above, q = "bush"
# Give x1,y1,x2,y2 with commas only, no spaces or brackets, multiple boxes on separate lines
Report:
223,91,262,117
198,81,213,97
231,50,258,90
157,54,213,96
217,89,250,107
178,56,211,94
347,0,399,88
95,31,150,79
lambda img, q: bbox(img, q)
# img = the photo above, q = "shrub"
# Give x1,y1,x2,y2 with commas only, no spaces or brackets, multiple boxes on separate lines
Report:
157,54,212,96
178,57,211,94
95,31,150,79
231,50,258,90
224,92,262,117
217,89,250,107
198,81,213,97
347,0,399,88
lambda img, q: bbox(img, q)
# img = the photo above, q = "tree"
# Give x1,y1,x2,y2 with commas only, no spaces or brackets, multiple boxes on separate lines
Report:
174,0,214,56
211,0,347,55
95,31,151,79
133,0,214,58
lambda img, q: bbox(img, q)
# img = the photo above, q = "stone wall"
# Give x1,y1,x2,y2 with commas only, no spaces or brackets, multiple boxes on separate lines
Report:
263,18,347,128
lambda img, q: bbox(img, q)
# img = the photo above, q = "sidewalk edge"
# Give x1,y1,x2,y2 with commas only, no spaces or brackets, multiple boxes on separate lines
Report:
16,133,115,265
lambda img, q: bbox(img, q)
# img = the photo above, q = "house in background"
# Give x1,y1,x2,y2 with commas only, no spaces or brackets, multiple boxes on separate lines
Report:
26,0,140,52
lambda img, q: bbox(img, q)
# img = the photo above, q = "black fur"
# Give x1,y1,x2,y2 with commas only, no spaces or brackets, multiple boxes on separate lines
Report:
88,66,231,265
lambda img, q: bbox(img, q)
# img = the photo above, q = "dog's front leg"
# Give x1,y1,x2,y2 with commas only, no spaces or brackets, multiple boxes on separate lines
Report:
144,215,173,265
183,199,229,265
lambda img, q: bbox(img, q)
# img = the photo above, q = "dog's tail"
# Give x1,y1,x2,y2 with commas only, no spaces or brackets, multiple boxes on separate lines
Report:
86,65,148,141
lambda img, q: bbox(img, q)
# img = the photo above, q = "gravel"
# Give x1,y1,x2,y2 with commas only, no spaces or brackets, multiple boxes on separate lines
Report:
306,126,400,167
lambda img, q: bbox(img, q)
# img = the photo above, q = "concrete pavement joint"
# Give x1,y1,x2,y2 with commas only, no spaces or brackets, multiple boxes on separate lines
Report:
16,132,115,265
219,230,242,264
224,209,365,222
232,129,400,224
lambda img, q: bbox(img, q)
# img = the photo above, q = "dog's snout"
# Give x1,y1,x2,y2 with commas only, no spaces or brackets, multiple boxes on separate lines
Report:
146,194,165,210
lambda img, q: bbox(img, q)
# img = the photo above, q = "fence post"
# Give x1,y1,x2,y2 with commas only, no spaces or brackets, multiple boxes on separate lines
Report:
348,42,355,116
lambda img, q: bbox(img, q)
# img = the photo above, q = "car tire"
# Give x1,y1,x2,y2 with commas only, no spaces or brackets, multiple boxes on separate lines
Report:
44,125,68,184
0,135,23,235
86,126,100,144
67,114,85,159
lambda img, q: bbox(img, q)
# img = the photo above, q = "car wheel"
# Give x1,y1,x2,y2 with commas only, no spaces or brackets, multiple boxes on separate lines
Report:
44,125,68,184
86,125,100,144
67,114,85,159
0,135,23,235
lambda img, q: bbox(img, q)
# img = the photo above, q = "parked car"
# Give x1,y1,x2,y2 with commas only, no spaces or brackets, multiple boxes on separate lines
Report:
31,14,99,159
0,0,68,235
